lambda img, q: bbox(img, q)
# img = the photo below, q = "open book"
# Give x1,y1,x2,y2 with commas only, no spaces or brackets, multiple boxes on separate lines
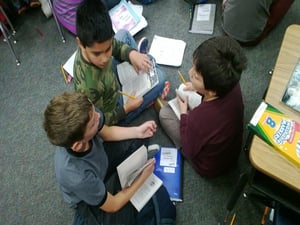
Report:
117,145,163,212
168,83,202,119
117,61,158,102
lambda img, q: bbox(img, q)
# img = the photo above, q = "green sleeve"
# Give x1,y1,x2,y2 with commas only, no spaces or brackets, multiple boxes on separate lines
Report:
73,48,126,125
112,38,135,62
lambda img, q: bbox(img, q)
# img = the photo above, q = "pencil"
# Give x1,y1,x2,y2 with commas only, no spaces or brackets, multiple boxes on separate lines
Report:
230,213,236,225
261,207,269,225
60,64,68,84
118,90,137,100
178,70,187,85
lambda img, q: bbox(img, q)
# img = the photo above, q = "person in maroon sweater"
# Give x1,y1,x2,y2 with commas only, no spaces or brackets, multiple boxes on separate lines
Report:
159,36,247,177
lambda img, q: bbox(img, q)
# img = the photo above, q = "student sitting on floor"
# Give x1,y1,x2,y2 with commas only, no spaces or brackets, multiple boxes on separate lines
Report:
159,36,247,178
73,0,169,125
222,0,294,46
43,91,176,225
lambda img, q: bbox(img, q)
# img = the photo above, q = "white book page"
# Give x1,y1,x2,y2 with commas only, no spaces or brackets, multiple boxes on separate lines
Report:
117,62,150,101
176,83,202,109
168,83,202,120
63,51,76,77
130,173,162,211
168,98,181,120
117,145,148,189
149,35,186,67
117,145,162,212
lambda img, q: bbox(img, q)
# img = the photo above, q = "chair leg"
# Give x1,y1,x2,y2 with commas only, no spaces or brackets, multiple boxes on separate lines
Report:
224,171,249,222
47,0,66,43
0,6,16,35
0,21,20,65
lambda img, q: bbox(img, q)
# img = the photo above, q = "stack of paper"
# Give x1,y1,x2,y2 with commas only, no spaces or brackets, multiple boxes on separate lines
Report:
149,35,186,67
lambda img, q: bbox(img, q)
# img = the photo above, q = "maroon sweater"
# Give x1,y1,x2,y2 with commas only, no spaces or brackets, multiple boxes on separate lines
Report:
180,84,244,177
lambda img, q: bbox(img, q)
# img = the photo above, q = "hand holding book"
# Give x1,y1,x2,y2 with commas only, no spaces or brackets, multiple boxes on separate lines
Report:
126,158,155,187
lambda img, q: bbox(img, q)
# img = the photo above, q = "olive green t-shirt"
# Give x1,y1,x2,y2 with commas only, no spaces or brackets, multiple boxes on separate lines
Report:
74,38,134,125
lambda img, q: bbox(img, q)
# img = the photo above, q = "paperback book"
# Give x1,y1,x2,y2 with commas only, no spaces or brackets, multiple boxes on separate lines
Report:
153,145,183,202
248,101,300,167
117,145,162,212
168,83,202,120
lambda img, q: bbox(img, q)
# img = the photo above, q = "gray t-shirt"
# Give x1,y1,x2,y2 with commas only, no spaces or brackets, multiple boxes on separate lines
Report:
54,110,108,208
222,0,273,42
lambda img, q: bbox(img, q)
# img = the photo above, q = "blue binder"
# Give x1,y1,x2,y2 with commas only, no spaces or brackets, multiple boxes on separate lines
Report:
154,147,183,202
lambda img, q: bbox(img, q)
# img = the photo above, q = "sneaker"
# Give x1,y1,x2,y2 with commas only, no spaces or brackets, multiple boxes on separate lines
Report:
137,37,149,54
29,0,41,8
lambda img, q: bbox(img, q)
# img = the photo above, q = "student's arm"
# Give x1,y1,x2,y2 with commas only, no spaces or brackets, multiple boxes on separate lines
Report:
99,120,157,141
100,159,155,212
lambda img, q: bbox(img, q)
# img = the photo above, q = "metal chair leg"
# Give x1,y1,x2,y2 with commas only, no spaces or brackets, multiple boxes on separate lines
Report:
47,0,66,43
0,14,20,65
0,6,16,35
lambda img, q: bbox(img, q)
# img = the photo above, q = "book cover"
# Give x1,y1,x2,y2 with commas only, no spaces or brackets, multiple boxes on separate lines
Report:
154,147,183,202
248,101,300,167
109,0,141,33
117,145,163,212
189,3,216,35
281,58,300,112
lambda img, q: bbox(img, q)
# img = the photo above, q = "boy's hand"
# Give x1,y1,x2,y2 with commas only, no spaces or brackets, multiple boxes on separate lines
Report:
177,94,188,114
140,159,155,179
136,120,157,138
123,91,143,113
129,51,152,73
183,82,195,91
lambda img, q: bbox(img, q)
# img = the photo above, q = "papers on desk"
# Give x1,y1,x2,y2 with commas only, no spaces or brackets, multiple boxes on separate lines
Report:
149,35,186,67
281,58,300,112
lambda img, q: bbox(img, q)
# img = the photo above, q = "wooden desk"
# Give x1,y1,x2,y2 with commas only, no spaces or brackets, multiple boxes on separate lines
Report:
249,24,300,192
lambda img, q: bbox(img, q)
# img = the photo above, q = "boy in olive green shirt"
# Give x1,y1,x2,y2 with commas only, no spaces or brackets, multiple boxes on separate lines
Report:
74,0,167,125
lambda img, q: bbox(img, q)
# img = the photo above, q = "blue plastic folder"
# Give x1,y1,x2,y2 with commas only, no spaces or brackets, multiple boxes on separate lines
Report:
154,147,183,202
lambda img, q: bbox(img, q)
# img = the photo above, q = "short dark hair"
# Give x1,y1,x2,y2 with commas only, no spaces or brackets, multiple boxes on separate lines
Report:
193,36,247,97
43,92,93,148
76,0,115,47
